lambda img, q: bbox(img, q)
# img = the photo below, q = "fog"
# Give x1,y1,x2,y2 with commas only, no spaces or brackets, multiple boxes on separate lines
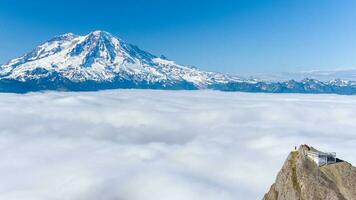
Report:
0,90,355,200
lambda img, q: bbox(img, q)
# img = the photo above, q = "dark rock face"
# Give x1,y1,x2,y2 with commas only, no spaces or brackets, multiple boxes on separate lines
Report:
209,79,356,95
3,31,356,94
0,76,197,93
263,146,356,200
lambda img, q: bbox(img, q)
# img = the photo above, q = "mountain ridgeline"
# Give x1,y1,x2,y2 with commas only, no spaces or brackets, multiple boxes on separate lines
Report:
2,30,356,94
264,145,356,200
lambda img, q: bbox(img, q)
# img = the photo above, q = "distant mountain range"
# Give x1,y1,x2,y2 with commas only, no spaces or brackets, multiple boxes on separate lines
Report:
255,69,356,82
2,30,356,94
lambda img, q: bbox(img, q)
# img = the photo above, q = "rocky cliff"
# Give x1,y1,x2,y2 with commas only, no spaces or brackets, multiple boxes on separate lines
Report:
263,145,356,200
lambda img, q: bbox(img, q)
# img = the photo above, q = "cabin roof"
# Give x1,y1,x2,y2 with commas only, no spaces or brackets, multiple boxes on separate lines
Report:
301,145,336,157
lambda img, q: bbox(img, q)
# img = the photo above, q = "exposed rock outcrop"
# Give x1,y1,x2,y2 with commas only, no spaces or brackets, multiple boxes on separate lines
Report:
263,145,356,200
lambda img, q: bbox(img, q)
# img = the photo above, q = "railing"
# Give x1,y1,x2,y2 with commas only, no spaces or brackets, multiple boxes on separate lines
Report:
306,151,336,158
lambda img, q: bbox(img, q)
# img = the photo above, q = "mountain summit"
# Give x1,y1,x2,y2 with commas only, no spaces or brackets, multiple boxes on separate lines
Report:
2,30,356,93
0,30,240,92
264,145,356,200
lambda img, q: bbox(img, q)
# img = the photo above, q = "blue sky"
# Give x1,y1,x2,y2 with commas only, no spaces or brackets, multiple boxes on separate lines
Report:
1,0,356,74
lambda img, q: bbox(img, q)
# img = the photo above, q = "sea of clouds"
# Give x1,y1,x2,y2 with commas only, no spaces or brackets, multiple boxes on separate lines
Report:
0,90,355,200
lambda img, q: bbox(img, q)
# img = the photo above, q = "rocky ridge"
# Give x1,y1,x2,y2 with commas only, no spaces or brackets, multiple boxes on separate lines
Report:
264,145,356,200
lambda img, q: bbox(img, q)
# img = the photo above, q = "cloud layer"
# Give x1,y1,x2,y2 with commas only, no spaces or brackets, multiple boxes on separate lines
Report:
0,90,355,200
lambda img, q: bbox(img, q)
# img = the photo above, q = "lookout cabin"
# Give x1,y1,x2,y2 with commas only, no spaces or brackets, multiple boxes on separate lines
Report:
303,145,336,166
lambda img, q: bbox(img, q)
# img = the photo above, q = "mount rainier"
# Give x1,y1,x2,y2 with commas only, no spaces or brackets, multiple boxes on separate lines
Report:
1,30,356,94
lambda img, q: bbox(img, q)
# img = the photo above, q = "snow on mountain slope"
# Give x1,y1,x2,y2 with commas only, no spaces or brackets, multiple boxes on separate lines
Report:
2,30,356,94
254,69,356,82
0,30,240,88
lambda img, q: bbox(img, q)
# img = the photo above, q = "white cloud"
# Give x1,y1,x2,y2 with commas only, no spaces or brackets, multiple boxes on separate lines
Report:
0,90,355,200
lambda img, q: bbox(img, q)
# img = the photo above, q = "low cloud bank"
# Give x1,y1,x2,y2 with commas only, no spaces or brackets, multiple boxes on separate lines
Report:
0,90,355,200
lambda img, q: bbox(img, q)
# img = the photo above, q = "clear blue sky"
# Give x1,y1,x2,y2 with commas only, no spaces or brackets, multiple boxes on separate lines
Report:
1,0,356,74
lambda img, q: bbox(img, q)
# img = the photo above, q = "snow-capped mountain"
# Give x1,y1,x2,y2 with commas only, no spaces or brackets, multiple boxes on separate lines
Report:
287,69,356,82
0,30,242,91
254,69,356,82
2,30,356,94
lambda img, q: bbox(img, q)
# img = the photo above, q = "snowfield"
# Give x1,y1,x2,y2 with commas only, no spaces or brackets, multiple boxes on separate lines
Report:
4,30,356,94
0,90,356,200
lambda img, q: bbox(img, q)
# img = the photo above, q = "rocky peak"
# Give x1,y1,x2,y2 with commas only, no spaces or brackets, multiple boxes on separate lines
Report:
263,145,356,200
48,32,77,42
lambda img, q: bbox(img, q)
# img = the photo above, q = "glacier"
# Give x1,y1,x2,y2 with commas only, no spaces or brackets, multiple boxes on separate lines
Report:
2,30,356,94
